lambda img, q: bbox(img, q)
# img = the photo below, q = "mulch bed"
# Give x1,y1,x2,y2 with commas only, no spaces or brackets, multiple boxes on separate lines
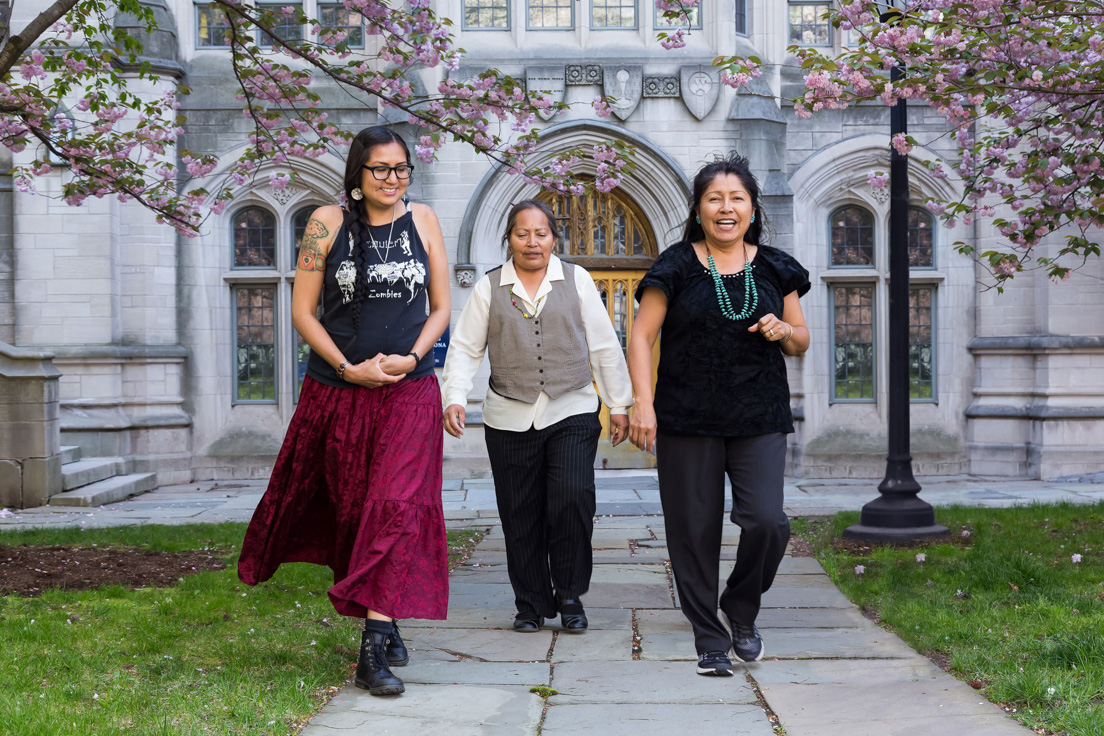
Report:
0,545,228,597
790,516,974,557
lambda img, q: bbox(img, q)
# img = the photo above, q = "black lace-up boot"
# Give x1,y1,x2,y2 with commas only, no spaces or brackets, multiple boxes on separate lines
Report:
386,620,409,666
355,622,405,696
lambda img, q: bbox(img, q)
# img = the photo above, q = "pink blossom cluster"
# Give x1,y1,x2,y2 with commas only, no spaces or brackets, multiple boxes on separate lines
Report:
6,0,635,235
709,0,1104,284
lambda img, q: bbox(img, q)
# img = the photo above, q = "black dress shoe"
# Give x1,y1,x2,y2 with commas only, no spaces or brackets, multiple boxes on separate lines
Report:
354,629,405,696
513,612,544,632
386,620,409,667
558,598,588,633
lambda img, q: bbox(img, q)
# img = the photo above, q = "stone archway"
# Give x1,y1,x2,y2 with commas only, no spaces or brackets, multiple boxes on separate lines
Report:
454,120,691,280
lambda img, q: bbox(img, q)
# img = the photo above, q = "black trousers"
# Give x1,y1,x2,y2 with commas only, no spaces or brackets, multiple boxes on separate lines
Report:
657,431,790,654
485,411,602,618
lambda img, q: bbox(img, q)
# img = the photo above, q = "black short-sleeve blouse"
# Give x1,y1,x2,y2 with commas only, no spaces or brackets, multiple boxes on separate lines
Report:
635,241,811,437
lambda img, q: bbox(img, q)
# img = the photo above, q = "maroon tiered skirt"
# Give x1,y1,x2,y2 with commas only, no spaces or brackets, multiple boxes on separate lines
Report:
238,375,448,620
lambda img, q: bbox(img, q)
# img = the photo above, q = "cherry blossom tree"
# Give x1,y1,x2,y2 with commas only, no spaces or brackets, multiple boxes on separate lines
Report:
0,0,628,236
699,0,1104,286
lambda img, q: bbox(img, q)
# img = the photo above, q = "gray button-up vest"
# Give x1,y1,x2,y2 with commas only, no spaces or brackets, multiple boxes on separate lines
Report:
487,262,594,403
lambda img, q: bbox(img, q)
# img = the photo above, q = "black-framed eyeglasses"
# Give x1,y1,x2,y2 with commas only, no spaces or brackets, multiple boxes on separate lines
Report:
363,164,414,180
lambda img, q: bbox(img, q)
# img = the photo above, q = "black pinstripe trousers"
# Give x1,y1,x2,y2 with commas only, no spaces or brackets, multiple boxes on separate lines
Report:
657,431,790,654
484,411,602,619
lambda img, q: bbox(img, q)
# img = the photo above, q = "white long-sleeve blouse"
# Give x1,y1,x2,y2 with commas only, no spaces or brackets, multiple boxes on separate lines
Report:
442,255,634,432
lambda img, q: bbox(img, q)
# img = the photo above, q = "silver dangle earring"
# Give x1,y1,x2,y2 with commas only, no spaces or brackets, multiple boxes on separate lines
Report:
350,187,364,201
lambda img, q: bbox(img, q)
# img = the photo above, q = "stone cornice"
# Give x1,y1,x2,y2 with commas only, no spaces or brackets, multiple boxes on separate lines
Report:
968,336,1104,353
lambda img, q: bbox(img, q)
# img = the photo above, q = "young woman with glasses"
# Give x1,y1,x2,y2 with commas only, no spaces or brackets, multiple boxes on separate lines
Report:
238,126,451,697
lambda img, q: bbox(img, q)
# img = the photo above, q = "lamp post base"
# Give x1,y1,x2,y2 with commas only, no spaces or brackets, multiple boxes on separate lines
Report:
843,494,949,541
842,522,950,542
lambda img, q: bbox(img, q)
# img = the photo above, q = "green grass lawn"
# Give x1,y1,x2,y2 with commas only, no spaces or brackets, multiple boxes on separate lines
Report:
793,502,1104,736
0,523,482,736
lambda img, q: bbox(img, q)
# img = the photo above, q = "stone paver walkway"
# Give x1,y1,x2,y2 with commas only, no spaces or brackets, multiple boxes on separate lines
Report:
5,471,1100,734
304,510,1038,736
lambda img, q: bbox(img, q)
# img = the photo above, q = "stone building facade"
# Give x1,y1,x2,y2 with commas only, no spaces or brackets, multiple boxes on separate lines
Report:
1,0,1101,504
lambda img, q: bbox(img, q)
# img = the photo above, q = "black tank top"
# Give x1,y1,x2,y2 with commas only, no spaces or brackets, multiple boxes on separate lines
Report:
306,207,434,387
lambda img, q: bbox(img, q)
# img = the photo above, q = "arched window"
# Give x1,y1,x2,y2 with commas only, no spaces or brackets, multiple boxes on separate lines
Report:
829,205,874,267
538,185,658,267
232,207,277,268
908,206,935,268
227,200,325,406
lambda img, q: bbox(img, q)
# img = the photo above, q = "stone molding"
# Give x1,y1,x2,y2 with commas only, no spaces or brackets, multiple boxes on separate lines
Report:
0,342,61,379
968,335,1104,352
965,405,1104,419
45,344,188,360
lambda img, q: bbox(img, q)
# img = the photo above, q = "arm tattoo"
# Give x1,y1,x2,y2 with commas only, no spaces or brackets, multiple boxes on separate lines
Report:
297,218,330,272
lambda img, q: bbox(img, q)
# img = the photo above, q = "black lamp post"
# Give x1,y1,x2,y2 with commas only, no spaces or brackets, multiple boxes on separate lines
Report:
844,5,948,541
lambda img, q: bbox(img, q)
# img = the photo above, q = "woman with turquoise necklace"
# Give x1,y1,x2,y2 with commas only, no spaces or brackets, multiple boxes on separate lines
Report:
628,153,810,677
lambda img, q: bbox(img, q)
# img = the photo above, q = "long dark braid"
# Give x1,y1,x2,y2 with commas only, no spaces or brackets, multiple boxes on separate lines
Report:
342,126,413,338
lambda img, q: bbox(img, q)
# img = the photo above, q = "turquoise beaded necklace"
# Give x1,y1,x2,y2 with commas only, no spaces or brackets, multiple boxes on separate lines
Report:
705,242,759,321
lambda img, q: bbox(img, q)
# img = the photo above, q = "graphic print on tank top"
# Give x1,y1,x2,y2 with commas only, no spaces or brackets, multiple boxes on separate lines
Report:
335,228,427,305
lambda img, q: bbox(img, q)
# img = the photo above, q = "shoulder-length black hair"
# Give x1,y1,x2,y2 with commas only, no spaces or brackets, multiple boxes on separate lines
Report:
680,153,769,245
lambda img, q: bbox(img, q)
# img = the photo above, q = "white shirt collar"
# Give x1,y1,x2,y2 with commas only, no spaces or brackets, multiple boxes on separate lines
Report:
500,254,565,305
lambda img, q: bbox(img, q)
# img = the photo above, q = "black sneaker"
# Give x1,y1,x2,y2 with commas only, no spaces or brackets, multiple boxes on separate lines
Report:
730,622,764,663
696,650,734,676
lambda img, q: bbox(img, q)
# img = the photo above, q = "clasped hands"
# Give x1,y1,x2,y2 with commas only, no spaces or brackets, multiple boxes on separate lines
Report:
341,353,416,388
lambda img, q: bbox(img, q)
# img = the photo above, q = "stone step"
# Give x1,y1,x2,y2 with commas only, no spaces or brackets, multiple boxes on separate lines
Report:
48,473,157,507
61,457,125,491
60,446,82,465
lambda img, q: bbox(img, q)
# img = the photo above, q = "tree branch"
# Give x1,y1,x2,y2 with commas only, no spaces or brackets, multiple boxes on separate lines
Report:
0,0,79,78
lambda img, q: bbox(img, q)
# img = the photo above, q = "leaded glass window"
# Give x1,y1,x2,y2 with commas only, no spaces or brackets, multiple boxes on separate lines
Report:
735,0,747,35
908,207,935,268
830,205,875,267
196,3,232,47
464,0,510,27
592,0,636,28
909,287,935,400
831,285,875,401
292,206,313,261
789,2,831,46
655,2,700,28
318,3,365,47
538,186,657,259
258,0,303,45
528,0,573,28
233,207,277,268
235,287,277,402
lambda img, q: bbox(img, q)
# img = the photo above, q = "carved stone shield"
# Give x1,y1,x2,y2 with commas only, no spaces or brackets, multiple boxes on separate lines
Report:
680,65,720,121
603,65,642,121
526,65,566,122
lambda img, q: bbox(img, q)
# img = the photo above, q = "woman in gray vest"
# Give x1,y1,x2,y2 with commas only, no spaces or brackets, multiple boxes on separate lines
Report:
442,200,633,633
